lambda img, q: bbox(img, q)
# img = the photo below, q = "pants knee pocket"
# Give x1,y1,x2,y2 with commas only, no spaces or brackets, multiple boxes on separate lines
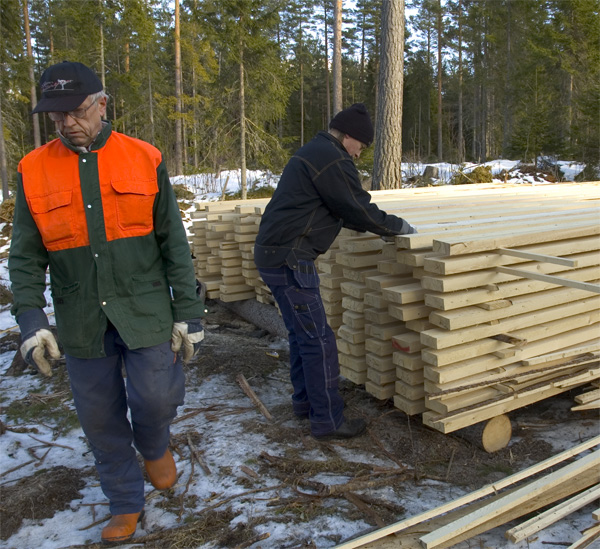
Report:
284,287,326,339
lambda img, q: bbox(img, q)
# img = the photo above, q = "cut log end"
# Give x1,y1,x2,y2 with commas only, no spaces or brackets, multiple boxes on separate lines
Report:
459,414,512,453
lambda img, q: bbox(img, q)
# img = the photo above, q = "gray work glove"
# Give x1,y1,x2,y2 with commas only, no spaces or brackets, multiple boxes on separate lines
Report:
17,309,61,377
381,222,418,243
171,319,205,363
405,222,418,234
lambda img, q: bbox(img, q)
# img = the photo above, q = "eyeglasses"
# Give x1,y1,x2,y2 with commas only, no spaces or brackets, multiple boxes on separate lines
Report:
48,99,98,122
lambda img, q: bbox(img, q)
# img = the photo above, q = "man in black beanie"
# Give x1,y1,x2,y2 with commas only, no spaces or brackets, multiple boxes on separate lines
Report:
254,103,416,440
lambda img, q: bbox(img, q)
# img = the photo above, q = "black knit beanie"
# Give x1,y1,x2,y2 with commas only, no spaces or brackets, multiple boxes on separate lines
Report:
329,103,374,146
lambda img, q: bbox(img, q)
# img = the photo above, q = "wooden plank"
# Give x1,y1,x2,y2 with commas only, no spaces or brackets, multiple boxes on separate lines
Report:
340,366,367,385
575,387,600,404
422,254,600,294
337,325,366,344
340,281,368,298
567,523,600,549
337,340,366,357
366,381,395,400
419,450,600,549
425,264,600,310
523,344,600,366
339,354,367,372
423,310,600,367
382,283,425,305
366,353,395,371
505,484,600,543
389,302,432,321
365,338,393,357
424,235,600,276
333,436,600,549
343,310,365,329
421,296,600,350
367,368,397,385
364,307,397,324
429,284,598,331
423,367,599,433
497,247,579,267
393,394,426,415
496,266,600,294
425,326,600,384
430,217,600,256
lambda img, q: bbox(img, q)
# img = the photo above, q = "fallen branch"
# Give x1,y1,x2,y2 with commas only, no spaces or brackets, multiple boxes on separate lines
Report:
236,373,273,421
27,434,74,450
234,532,270,548
0,459,36,478
345,492,386,528
187,433,211,475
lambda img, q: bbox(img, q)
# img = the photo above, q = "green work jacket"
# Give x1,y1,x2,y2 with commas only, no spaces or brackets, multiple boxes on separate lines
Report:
9,122,204,358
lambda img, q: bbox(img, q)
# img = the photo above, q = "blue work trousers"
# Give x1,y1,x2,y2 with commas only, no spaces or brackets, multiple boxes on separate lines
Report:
65,328,185,515
258,263,344,436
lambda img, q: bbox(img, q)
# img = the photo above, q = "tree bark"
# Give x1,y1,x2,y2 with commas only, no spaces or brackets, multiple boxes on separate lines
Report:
436,0,443,161
99,0,105,89
372,0,404,190
174,0,183,175
324,2,331,123
239,53,247,200
457,0,464,163
23,0,41,148
332,0,343,115
0,93,9,201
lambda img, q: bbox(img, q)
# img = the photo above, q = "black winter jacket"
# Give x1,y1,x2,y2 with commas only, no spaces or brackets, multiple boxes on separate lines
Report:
254,131,413,269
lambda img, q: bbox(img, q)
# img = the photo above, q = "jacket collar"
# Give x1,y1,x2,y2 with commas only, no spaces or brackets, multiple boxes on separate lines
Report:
317,130,349,156
58,120,112,153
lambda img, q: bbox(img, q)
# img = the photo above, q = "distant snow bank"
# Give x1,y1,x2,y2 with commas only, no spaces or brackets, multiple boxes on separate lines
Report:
171,160,587,201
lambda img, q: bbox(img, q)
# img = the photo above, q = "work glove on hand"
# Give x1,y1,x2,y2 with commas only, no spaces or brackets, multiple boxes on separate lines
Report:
404,222,418,234
171,319,205,363
17,309,61,377
381,222,418,243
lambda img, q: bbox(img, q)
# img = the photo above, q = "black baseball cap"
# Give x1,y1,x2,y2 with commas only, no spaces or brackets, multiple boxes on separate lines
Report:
32,61,103,114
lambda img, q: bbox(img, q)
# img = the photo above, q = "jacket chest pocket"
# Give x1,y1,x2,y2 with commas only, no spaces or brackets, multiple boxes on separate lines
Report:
111,177,158,231
29,190,77,247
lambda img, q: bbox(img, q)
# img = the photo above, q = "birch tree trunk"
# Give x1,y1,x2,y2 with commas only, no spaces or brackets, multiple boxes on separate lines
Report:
23,0,41,148
372,0,404,190
332,0,342,115
174,0,183,175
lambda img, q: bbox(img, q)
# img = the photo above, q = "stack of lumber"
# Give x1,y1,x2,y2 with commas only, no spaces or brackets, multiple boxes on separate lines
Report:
333,436,600,549
190,199,268,301
572,381,600,412
192,182,600,437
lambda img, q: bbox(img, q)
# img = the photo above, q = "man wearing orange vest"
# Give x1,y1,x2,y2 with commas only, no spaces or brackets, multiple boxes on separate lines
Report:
9,61,206,544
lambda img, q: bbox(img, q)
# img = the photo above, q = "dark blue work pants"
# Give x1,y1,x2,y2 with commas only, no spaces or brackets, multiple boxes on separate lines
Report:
65,328,185,515
258,263,344,436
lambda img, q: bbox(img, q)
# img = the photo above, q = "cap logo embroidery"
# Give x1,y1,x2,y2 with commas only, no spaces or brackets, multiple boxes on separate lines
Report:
41,79,74,92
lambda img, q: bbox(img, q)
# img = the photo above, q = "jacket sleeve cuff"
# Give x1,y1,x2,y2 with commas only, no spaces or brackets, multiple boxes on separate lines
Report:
16,308,50,340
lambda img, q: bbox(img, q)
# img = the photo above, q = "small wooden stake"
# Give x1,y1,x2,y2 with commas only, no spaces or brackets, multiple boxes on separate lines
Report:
236,373,273,421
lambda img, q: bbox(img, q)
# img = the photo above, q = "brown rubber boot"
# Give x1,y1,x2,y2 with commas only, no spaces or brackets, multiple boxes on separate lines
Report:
101,510,143,545
144,449,176,490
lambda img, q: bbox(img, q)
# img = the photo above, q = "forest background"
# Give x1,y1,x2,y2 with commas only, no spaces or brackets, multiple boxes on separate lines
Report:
1,0,599,200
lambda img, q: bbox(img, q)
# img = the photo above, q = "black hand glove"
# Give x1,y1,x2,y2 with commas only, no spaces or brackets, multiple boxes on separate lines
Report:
171,319,205,363
17,309,61,377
